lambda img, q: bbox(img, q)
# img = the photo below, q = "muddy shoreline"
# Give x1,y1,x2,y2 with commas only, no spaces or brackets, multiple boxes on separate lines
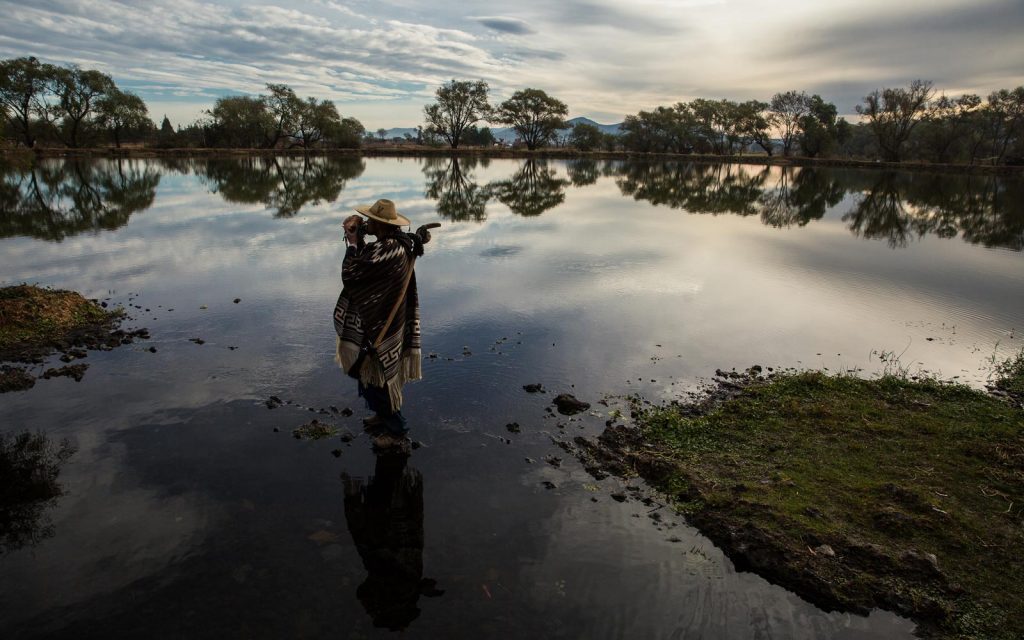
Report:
4,146,1023,176
563,368,1024,639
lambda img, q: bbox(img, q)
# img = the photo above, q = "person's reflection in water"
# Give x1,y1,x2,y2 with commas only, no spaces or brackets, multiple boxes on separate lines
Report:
342,453,442,630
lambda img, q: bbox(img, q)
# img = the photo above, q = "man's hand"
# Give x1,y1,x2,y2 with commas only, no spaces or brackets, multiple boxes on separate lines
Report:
343,214,363,246
415,222,441,245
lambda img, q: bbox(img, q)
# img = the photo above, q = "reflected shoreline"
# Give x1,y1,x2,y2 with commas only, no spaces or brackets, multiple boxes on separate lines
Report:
1,156,1021,251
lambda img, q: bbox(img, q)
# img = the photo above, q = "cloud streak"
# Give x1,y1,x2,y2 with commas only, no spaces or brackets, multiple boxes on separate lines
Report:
0,0,1020,128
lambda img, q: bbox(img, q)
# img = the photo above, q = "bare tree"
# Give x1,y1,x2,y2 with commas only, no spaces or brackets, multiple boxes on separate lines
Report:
769,91,810,157
423,79,490,149
856,80,935,162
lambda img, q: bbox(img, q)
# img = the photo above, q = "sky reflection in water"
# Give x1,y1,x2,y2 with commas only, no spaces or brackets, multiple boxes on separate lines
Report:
1,156,1022,638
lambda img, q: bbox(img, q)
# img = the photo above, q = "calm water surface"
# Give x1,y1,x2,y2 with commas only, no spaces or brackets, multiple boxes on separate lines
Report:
2,156,1023,639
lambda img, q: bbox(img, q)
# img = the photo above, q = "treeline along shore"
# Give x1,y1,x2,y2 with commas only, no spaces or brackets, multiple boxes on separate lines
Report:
2,56,1023,170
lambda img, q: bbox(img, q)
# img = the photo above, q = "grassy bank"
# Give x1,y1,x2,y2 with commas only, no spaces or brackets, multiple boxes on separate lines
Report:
0,285,116,358
0,285,146,392
4,145,1023,176
580,366,1024,639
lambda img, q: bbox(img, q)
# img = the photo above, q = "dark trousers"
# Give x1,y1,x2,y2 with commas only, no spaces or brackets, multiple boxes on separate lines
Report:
359,382,408,435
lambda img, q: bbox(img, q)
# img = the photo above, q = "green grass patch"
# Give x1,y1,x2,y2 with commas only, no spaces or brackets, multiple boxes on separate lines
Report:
634,372,1024,639
0,284,118,354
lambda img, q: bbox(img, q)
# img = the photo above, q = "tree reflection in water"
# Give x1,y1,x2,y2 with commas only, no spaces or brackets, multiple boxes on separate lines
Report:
342,454,442,631
423,157,569,220
615,162,769,216
198,156,366,218
423,156,490,222
0,159,160,241
490,159,569,217
0,431,76,556
843,172,1024,250
566,158,600,187
758,167,846,228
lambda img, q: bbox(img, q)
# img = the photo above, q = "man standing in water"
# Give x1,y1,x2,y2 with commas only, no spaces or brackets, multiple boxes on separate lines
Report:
334,199,433,449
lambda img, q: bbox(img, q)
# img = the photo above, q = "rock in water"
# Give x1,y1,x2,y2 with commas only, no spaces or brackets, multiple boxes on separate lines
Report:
553,393,590,415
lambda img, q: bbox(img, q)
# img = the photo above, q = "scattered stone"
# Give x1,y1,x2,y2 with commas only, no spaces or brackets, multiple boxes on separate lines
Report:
804,506,824,519
553,393,590,415
523,383,544,393
506,422,521,433
331,449,343,458
813,544,836,557
340,407,353,417
272,427,279,432
0,366,36,393
189,338,205,345
148,346,157,353
233,298,241,304
411,441,424,450
524,457,534,464
541,481,557,490
544,455,562,468
339,430,355,443
41,364,89,382
292,419,338,440
610,492,627,502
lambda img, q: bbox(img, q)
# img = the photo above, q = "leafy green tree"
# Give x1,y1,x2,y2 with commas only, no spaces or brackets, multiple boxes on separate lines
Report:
769,91,811,157
330,117,365,149
798,95,846,158
294,98,341,148
856,80,935,162
912,93,981,163
984,87,1024,164
49,66,115,147
423,79,490,149
735,100,774,155
569,122,602,151
0,56,59,148
493,88,568,150
461,125,496,146
208,96,271,147
263,83,301,149
95,89,150,148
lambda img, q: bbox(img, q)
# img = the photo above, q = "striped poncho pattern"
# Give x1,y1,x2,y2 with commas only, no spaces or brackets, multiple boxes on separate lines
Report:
333,232,422,409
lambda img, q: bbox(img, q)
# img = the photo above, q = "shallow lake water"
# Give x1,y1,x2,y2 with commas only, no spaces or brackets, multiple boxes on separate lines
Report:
2,156,1022,638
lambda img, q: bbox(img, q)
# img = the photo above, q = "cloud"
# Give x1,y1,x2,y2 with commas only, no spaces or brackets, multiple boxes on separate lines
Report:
472,16,535,35
0,0,1020,128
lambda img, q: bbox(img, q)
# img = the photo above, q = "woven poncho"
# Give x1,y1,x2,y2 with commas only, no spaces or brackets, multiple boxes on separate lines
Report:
333,231,422,409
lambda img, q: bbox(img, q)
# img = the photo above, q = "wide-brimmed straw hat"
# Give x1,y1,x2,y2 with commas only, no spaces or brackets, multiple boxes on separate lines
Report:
354,199,410,226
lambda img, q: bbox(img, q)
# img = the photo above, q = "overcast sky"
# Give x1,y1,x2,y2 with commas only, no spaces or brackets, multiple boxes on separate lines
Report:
1,0,1022,129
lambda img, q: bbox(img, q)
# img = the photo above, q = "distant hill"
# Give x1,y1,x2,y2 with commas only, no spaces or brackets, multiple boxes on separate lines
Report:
382,116,622,143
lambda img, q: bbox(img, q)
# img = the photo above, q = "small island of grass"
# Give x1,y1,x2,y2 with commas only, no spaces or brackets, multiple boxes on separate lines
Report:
0,284,147,392
579,361,1024,639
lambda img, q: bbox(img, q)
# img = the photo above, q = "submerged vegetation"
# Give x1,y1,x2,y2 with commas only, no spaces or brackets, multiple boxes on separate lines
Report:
580,360,1024,639
0,430,76,555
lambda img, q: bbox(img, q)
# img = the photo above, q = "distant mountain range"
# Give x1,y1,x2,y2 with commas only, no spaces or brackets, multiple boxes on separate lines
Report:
381,117,623,143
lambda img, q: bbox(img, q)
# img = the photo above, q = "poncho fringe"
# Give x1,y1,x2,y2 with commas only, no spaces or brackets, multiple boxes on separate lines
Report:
334,336,422,409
